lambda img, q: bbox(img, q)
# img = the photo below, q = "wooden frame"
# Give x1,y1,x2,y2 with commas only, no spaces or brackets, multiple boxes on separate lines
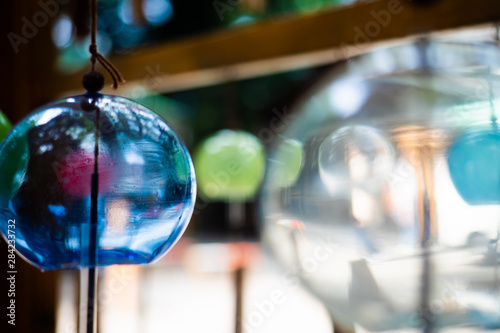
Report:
48,0,500,98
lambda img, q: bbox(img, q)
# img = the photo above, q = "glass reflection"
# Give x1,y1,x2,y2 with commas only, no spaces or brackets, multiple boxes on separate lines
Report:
261,41,500,332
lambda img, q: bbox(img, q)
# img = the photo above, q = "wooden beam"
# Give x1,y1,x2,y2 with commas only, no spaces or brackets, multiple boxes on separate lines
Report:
49,0,500,97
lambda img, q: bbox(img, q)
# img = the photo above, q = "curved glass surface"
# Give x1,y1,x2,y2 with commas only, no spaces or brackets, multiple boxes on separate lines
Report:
261,41,500,331
0,94,196,271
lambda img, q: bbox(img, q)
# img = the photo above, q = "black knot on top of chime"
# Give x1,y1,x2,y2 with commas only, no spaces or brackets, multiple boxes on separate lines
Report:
82,71,105,94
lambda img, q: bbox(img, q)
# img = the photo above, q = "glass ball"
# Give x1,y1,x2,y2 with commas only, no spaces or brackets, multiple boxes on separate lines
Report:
268,138,304,188
0,94,196,271
318,125,395,197
261,41,500,331
448,121,500,205
0,109,11,142
194,129,265,201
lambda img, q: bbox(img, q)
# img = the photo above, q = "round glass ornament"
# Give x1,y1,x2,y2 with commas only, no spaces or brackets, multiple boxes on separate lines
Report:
261,41,500,332
0,109,11,142
0,94,196,271
194,129,265,201
448,121,500,205
267,138,304,188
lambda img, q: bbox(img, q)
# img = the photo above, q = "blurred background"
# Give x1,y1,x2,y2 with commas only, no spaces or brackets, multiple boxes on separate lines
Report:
0,0,499,332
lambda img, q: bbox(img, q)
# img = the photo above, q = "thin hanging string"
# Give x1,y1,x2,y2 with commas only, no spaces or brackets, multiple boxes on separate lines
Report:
89,0,125,88
489,23,500,123
495,22,500,44
493,23,500,323
488,75,497,123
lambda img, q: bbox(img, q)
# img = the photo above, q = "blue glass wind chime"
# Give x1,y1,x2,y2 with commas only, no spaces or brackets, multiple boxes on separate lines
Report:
0,1,196,332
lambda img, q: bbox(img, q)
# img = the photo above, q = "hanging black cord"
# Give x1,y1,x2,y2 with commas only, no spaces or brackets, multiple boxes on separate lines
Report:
88,0,125,88
85,105,100,333
416,37,435,333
